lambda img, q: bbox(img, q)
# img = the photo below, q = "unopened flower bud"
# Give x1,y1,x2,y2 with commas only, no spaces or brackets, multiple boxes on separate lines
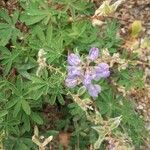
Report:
88,47,99,61
68,53,81,66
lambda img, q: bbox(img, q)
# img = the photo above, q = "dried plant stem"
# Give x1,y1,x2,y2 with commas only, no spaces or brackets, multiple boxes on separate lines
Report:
32,126,53,150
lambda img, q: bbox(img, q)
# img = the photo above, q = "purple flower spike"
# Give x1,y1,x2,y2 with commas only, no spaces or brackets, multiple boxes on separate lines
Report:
66,50,110,99
65,76,78,88
88,47,99,61
87,84,101,98
68,53,81,66
94,63,110,80
68,66,82,77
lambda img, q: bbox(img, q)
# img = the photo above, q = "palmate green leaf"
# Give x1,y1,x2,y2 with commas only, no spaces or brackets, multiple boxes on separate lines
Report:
0,10,21,46
29,26,64,63
54,0,91,14
22,100,31,115
66,20,98,45
69,21,87,38
46,37,64,64
116,68,144,89
20,1,54,25
71,1,89,11
96,88,118,117
27,75,50,100
0,46,20,76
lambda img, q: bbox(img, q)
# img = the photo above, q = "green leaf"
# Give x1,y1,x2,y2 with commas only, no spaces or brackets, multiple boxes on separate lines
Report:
20,13,47,25
0,10,21,46
0,9,11,24
22,114,30,132
77,86,86,96
12,10,19,24
22,100,31,115
15,141,29,150
13,101,22,117
57,94,65,105
46,24,53,45
33,25,46,44
5,98,19,109
0,23,10,29
0,110,8,118
4,59,12,75
30,89,44,100
49,94,56,105
0,28,12,46
31,112,43,125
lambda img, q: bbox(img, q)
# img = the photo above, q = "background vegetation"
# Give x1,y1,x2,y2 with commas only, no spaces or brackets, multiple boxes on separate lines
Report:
0,0,148,149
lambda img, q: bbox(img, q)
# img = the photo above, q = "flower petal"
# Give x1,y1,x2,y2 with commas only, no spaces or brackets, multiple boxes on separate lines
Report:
68,53,81,66
87,84,101,98
67,66,82,77
65,76,78,88
94,63,110,79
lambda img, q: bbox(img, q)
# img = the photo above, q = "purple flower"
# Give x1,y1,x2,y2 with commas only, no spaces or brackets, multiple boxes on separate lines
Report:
88,47,99,61
68,53,81,66
87,84,101,98
83,74,92,86
65,76,78,88
67,66,82,77
65,50,110,99
94,63,110,80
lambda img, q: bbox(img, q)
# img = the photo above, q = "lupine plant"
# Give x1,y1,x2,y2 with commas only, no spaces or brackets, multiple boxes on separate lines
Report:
0,0,148,149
